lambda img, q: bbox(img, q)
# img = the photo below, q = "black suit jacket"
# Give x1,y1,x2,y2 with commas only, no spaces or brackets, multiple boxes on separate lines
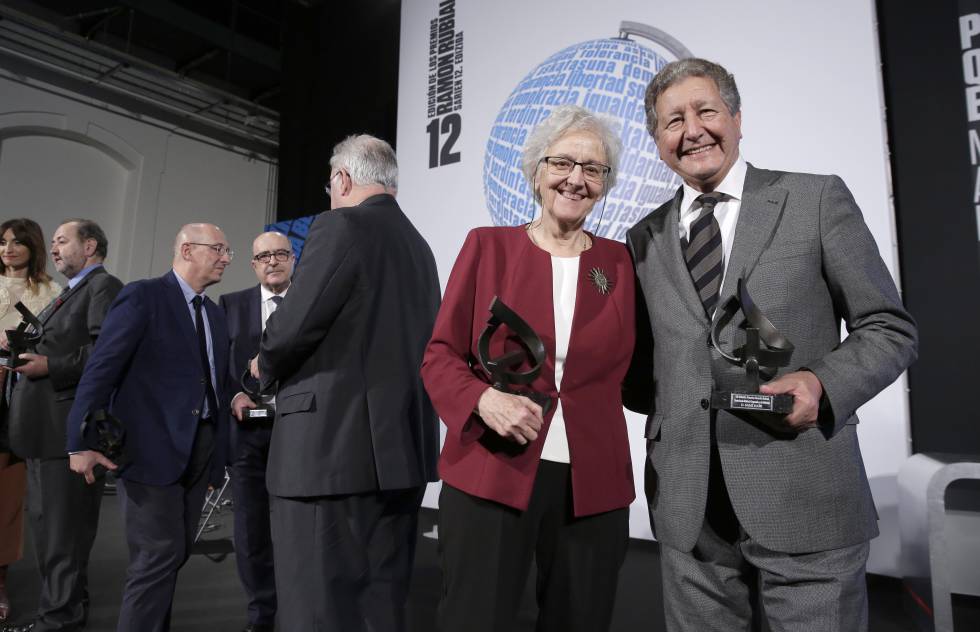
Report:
259,194,441,497
9,266,123,459
219,284,263,455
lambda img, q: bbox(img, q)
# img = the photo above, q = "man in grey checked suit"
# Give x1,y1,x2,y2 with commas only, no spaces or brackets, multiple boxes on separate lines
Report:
5,219,123,632
624,58,918,631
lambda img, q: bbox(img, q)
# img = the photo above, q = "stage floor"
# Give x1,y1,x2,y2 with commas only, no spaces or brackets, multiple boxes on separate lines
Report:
6,486,978,631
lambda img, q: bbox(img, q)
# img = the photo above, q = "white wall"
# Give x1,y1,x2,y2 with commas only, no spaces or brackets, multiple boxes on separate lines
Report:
0,73,275,296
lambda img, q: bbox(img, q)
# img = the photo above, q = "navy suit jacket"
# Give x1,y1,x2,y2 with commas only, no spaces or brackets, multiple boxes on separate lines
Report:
67,271,231,486
218,284,263,456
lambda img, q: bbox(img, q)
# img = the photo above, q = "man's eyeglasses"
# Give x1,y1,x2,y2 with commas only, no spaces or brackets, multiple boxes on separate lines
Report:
252,249,293,264
540,156,611,183
187,242,234,260
324,170,344,196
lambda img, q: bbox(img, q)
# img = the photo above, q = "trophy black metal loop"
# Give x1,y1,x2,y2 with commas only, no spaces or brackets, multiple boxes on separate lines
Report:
14,301,44,343
240,367,273,400
80,408,126,462
239,367,277,421
477,297,546,386
709,278,796,414
0,302,45,368
476,296,552,415
711,279,794,367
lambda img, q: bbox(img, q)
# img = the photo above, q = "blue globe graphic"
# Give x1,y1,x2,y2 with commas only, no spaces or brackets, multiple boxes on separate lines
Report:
483,37,684,242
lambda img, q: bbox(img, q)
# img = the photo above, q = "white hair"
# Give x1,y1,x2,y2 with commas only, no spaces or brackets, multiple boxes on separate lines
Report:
521,104,622,201
329,134,398,190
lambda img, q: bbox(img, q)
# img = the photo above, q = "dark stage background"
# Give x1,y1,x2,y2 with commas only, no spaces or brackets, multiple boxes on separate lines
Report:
877,0,980,458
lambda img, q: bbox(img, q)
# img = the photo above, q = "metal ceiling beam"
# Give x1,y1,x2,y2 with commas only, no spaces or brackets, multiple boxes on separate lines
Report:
0,3,278,117
118,0,280,71
0,5,279,158
177,48,222,76
82,7,124,40
0,50,277,159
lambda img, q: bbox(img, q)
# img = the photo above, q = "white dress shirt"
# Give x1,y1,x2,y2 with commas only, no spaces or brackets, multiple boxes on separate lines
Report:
254,285,288,405
260,284,288,327
678,155,747,290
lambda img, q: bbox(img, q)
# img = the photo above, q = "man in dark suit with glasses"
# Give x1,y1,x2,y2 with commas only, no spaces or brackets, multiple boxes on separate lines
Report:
219,231,294,632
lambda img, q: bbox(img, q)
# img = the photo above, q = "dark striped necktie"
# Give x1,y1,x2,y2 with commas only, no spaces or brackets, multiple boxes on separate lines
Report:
192,296,217,416
37,286,71,322
684,193,724,317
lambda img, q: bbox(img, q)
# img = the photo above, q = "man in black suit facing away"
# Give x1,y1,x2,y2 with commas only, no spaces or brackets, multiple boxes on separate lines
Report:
253,134,441,631
4,219,123,632
219,231,294,632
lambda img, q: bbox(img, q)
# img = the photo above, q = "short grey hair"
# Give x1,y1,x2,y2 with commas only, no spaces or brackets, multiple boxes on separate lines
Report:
521,104,622,201
329,134,398,190
644,58,741,137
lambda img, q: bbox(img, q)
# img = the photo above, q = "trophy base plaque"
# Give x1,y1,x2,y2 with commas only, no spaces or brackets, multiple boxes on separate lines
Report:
710,391,794,414
0,354,27,369
243,406,275,420
240,366,275,423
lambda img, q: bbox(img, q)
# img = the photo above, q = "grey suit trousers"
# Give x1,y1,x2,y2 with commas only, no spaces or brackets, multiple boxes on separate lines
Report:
25,457,104,631
659,441,869,632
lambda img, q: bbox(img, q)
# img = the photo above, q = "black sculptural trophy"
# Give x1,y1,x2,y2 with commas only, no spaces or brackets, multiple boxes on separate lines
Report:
80,409,128,467
0,302,43,369
710,278,795,414
240,367,275,420
476,296,553,415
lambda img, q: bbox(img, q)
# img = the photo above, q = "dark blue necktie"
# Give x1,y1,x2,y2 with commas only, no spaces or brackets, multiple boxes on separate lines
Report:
192,296,217,417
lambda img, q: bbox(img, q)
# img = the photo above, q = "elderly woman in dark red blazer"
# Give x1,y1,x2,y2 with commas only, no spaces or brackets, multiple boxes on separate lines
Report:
421,104,636,632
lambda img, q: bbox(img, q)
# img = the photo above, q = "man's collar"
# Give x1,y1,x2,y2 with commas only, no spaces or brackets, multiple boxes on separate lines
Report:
67,262,104,289
681,154,747,215
260,284,289,301
172,268,203,302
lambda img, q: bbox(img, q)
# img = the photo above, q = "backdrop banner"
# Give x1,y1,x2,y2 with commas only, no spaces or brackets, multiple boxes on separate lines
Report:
395,0,907,575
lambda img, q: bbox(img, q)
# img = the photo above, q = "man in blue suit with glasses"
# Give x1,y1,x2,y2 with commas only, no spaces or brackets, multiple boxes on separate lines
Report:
67,223,232,632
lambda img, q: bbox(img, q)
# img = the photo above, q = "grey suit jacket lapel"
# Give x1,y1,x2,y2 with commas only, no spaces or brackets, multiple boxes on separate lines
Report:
644,187,707,322
719,164,788,304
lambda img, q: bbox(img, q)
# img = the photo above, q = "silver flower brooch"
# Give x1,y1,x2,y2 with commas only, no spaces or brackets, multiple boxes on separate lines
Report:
588,267,613,295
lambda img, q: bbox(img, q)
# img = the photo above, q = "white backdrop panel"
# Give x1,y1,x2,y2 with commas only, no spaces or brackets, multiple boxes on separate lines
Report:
398,0,911,576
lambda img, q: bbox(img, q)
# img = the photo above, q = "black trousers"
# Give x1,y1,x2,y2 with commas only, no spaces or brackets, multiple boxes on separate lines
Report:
25,457,105,631
230,425,276,626
437,460,629,632
270,486,424,632
115,420,214,632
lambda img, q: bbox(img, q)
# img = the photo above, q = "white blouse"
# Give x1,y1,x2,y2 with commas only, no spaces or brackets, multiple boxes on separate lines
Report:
539,255,579,464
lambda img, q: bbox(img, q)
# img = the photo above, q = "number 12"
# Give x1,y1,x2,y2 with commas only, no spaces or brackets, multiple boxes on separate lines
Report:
426,113,461,168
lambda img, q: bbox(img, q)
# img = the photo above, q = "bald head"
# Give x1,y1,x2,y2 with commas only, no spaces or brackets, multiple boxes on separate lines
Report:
251,231,294,294
172,223,231,293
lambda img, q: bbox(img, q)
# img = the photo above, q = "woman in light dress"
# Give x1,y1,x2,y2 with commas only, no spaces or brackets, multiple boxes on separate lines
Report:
0,218,61,622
